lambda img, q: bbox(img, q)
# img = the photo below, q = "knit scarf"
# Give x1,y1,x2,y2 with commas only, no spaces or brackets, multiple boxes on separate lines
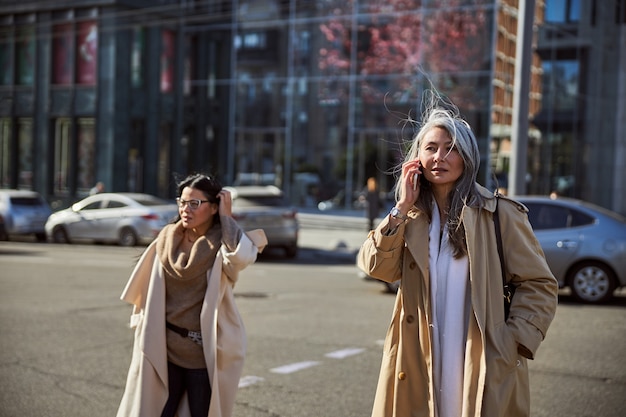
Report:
156,221,222,280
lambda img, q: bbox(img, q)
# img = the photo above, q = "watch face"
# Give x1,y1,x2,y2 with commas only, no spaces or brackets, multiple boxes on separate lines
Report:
391,207,402,218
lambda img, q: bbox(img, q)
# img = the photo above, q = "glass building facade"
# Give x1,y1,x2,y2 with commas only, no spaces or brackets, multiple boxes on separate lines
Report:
1,0,624,214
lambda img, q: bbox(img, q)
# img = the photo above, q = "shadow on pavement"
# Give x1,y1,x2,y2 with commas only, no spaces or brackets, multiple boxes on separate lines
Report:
557,288,626,308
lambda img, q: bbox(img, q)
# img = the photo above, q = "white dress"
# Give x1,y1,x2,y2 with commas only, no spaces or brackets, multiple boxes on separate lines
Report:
429,204,470,417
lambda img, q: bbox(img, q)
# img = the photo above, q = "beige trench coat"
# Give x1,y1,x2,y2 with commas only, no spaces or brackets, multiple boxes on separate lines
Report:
116,230,267,417
357,186,558,417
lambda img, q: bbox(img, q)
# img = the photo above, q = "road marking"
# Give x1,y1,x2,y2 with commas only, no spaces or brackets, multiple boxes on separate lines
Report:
270,361,321,374
240,344,375,387
238,375,265,388
324,347,365,359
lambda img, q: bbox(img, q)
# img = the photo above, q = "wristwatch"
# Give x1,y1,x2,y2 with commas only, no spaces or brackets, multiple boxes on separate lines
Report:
390,207,409,221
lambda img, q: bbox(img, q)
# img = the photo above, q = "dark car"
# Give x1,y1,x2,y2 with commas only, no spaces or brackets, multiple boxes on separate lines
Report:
0,189,52,242
225,185,299,258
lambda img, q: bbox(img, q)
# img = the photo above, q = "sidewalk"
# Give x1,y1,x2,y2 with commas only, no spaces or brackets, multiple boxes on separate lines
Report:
297,209,375,262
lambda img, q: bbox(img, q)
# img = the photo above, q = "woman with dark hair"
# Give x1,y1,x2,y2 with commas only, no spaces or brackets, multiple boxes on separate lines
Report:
117,173,267,417
357,92,558,417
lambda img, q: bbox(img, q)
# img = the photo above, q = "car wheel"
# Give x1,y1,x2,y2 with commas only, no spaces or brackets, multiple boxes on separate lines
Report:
567,261,616,303
52,226,70,244
285,245,298,259
119,227,138,247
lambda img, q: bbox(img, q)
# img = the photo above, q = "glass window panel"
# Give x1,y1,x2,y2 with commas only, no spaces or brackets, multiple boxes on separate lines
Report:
420,7,492,74
52,23,73,85
76,119,95,191
568,0,580,21
0,118,11,188
17,118,33,189
184,35,195,96
545,0,566,22
161,30,175,93
317,16,352,78
158,124,170,195
16,26,35,86
235,74,282,128
131,27,144,88
313,0,353,16
0,34,13,85
542,60,578,111
76,21,98,85
54,118,71,194
545,0,579,23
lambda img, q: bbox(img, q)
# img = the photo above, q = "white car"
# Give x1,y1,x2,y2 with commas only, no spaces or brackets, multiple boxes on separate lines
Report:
45,193,178,246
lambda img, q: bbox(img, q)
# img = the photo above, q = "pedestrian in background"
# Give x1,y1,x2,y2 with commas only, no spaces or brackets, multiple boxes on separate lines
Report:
89,181,104,195
365,176,382,230
357,91,558,417
116,173,267,417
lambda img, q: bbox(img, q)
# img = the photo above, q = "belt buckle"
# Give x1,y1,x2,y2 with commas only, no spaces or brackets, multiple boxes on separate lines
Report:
188,330,203,346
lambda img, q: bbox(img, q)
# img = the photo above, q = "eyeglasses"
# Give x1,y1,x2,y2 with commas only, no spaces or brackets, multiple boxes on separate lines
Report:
176,198,211,210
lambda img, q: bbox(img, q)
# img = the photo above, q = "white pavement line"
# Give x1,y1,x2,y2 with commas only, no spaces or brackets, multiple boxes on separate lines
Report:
270,361,321,374
324,347,366,359
238,375,265,388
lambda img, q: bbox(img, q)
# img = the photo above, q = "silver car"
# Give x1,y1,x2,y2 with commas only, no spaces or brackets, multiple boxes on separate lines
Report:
225,185,299,258
518,196,626,304
0,189,52,242
367,196,626,304
45,193,178,246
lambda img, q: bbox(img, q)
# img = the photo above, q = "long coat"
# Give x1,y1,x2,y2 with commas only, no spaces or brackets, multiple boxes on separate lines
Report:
357,186,558,417
116,229,267,417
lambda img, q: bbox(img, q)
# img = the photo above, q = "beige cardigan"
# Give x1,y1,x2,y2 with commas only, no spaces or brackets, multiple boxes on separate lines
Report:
116,229,267,417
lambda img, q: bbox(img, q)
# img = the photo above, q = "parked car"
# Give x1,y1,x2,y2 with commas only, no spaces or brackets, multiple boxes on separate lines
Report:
225,185,299,258
45,193,178,246
0,189,52,242
364,195,626,304
518,196,626,303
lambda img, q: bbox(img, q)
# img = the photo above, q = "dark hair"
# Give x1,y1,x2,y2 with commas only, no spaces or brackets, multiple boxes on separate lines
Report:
175,173,222,224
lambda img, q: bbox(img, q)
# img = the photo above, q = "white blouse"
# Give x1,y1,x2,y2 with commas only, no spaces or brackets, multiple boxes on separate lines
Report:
429,203,470,417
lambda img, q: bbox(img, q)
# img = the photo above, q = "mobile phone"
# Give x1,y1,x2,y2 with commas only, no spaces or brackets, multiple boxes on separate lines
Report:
413,161,421,190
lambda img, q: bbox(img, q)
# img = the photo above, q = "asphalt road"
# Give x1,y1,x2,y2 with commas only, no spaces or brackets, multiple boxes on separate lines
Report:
0,228,625,417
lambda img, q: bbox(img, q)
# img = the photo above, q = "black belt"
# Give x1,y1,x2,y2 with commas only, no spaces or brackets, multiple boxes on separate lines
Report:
166,321,203,346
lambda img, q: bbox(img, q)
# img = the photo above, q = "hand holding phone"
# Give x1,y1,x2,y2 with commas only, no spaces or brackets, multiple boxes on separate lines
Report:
412,161,422,190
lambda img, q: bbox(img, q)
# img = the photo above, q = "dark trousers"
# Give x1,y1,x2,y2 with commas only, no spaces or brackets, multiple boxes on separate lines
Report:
161,362,211,417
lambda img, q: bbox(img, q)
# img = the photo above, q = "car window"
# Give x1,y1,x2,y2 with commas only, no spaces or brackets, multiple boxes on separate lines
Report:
106,200,128,209
234,196,286,207
82,201,102,210
10,197,44,207
525,202,594,230
568,208,594,227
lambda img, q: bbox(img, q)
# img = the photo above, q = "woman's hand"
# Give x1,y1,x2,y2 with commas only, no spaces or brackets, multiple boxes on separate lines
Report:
217,189,233,217
396,160,422,213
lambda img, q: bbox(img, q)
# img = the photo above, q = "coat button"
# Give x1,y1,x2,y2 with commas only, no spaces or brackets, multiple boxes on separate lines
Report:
409,262,416,269
398,372,406,380
406,315,415,323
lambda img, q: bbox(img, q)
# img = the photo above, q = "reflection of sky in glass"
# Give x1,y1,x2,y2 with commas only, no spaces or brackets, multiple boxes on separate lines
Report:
545,0,580,23
543,60,579,109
